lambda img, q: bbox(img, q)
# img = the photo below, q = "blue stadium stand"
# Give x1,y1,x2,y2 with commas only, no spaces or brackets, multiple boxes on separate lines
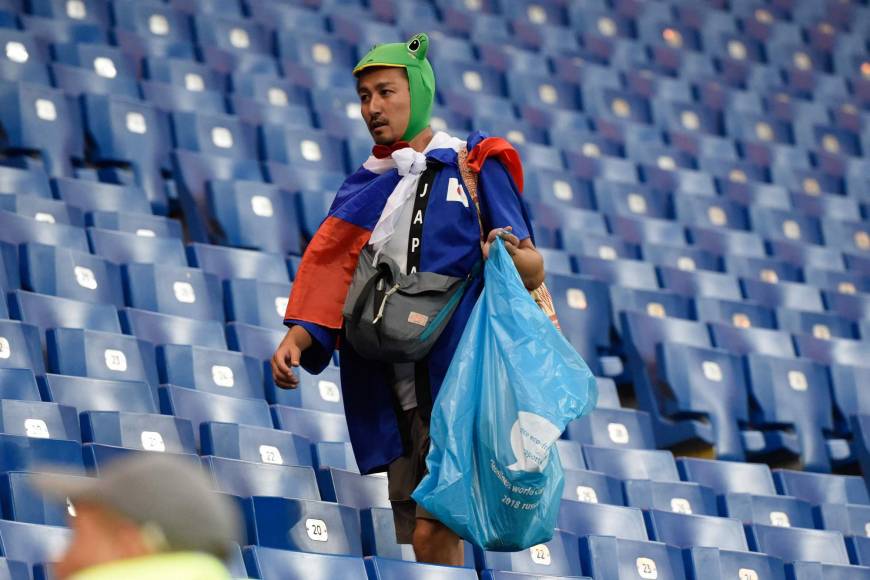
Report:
316,468,389,510
0,210,88,253
51,179,152,219
157,344,262,399
0,369,40,401
241,496,362,555
562,467,623,506
0,194,83,226
87,211,183,240
0,434,83,475
39,373,155,416
82,444,200,475
679,457,779,497
122,263,223,321
202,456,320,501
243,547,367,580
201,422,312,467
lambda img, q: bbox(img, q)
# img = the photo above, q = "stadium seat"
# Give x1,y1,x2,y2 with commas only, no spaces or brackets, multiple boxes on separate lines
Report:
9,290,121,341
580,536,688,580
0,28,50,85
202,456,320,501
157,344,261,399
564,407,656,450
87,211,183,240
81,410,196,454
575,256,659,290
242,495,362,555
641,244,721,273
721,491,816,529
646,510,749,551
557,500,648,541
0,210,88,253
81,443,200,475
88,228,187,267
122,263,223,321
226,322,284,363
1,470,90,525
46,327,158,390
476,529,584,576
709,323,796,358
748,524,851,566
141,79,226,115
159,385,272,447
740,279,825,313
316,468,388,510
583,446,680,482
360,506,416,561
52,178,152,217
777,310,856,341
0,320,45,374
121,308,226,350
0,368,40,401
794,334,870,367
659,268,743,301
243,546,367,580
206,180,302,255
623,479,719,516
678,457,778,497
313,442,359,473
40,374,156,416
830,366,870,432
0,434,83,474
260,126,347,174
0,193,82,226
562,467,623,506
774,469,870,506
0,398,79,441
224,279,290,331
201,422,312,467
17,244,121,307
0,520,71,571
815,503,870,538
365,556,478,579
187,243,291,285
684,547,787,580
608,287,693,322
271,406,351,444
266,365,343,414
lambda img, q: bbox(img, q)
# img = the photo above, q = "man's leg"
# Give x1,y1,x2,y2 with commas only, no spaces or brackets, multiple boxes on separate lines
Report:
412,517,464,566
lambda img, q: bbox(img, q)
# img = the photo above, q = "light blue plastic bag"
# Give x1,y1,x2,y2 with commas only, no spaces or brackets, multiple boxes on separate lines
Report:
412,238,597,551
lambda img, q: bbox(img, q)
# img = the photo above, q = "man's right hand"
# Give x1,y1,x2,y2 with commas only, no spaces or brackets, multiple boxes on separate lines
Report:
271,326,313,389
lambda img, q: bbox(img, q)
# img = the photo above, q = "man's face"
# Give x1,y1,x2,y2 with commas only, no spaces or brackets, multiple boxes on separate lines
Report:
54,503,153,579
356,67,411,145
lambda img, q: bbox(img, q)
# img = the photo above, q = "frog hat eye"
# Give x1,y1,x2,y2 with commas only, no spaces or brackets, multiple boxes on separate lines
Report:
407,37,421,54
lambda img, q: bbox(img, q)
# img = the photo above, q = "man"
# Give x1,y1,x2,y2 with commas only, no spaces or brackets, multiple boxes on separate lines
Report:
37,454,242,579
272,33,544,566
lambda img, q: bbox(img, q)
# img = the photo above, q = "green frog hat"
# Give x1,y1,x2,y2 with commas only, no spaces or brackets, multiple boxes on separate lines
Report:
353,33,435,142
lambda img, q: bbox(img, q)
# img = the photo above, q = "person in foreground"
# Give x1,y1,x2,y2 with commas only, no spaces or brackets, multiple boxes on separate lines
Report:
37,454,242,580
272,33,544,566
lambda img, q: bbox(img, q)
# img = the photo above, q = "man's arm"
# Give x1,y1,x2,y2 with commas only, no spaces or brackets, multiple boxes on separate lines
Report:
482,227,545,290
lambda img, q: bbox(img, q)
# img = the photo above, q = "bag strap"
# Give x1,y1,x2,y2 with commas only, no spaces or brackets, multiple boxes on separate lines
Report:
458,146,485,242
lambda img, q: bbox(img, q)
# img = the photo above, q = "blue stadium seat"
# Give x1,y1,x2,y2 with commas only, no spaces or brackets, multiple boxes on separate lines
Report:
684,547,787,580
610,287,693,323
0,368,40,401
192,14,269,54
244,546,367,580
658,341,753,459
187,243,291,285
122,263,223,321
565,408,656,450
0,434,83,474
688,227,766,258
243,495,362,555
830,366,870,432
0,320,44,374
121,308,227,350
1,470,91,525
595,183,671,220
0,399,79,441
777,310,856,340
724,256,801,284
564,234,637,261
266,365,343,414
296,189,336,240
19,244,123,308
81,410,196,453
746,354,837,472
40,374,156,415
794,334,870,367
88,228,187,267
623,479,718,516
313,442,359,473
141,80,226,115
0,193,82,226
46,327,158,388
260,126,347,174
203,456,320,500
52,178,152,217
112,0,191,43
316,468,388,510
171,111,257,161
159,385,272,447
8,290,121,341
360,506,415,561
206,180,302,255
774,469,869,506
815,503,870,537
0,80,84,176
721,492,815,529
678,457,777,496
226,322,284,363
157,344,261,399
201,422,312,467
87,211,183,240
144,57,224,92
583,446,680,482
0,166,52,199
849,536,870,567
575,256,659,290
748,524,850,566
271,406,351,444
562,468,623,506
740,279,825,313
0,520,71,571
558,500,648,541
646,510,748,551
0,29,50,85
365,556,478,579
224,279,290,331
0,210,88,253
580,536,687,580
658,268,742,301
82,443,200,475
50,42,139,98
476,529,584,577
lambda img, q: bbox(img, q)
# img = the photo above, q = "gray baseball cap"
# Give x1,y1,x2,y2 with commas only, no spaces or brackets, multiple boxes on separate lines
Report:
35,453,243,558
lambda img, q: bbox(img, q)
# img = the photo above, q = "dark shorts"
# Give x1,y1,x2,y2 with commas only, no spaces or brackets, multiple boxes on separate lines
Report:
387,406,436,544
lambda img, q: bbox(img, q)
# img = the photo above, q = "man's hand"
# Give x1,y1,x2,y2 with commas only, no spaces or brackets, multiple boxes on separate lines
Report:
482,226,520,259
481,226,545,290
271,326,313,389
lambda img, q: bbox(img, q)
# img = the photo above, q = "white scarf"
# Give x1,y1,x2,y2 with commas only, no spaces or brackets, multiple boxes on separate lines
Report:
364,131,465,254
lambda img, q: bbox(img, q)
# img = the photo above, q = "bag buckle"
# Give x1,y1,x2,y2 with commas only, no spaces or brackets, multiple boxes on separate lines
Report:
372,283,400,324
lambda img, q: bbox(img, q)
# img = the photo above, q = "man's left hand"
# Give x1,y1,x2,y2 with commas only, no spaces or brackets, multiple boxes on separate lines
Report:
482,226,519,259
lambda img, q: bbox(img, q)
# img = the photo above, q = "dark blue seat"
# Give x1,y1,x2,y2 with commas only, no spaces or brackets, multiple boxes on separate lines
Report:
721,492,815,529
141,80,226,115
203,456,320,501
558,501,648,541
794,334,870,367
0,520,71,571
365,556,478,579
52,178,152,217
684,547,787,580
243,546,367,580
122,263,223,321
159,385,272,447
40,374,156,415
575,256,659,290
171,111,257,161
823,220,870,257
646,510,748,551
87,211,183,240
47,328,158,389
0,29,50,85
595,183,670,219
774,469,869,506
275,32,353,71
477,529,583,576
751,207,824,245
433,59,506,98
688,227,766,258
121,308,227,350
0,369,40,401
0,193,82,226
610,287,693,323
296,190,336,240
804,269,869,296
224,279,290,331
316,468,389,510
192,14,269,54
583,446,680,482
0,434,83,474
562,468,623,506
709,323,796,358
580,536,688,580
187,243,290,285
260,126,347,174
565,408,656,450
226,322,284,363
0,320,44,374
144,56,225,92
0,399,79,441
0,80,84,176
360,506,415,561
830,366,870,432
659,268,742,301
206,180,302,255
657,342,749,460
642,244,720,273
201,422,312,467
8,290,121,341
82,443,199,475
266,365,343,414
242,496,362,555
623,479,718,516
112,0,191,42
555,440,586,471
776,310,856,340
740,279,825,313
0,166,52,200
313,442,359,473
724,256,801,284
88,228,187,267
157,344,261,399
271,406,351,444
1,470,91,525
678,457,778,497
748,524,850,566
81,410,196,454
19,244,123,307
562,233,638,261
815,503,870,537
0,211,88,253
